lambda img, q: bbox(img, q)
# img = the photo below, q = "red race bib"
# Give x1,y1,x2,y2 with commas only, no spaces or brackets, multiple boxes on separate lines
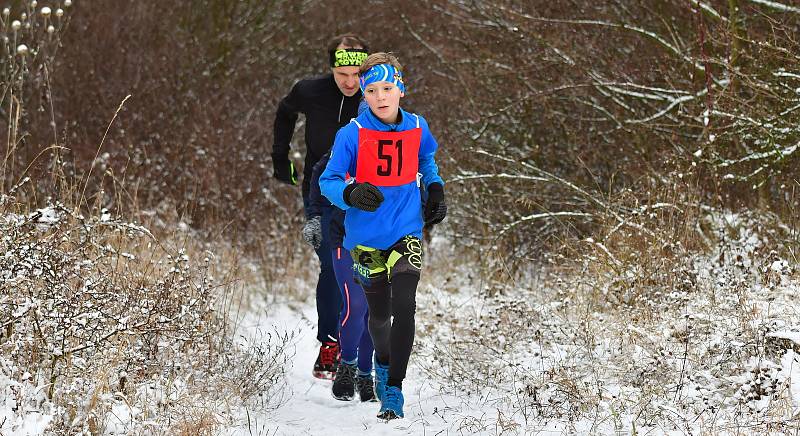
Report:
355,128,421,186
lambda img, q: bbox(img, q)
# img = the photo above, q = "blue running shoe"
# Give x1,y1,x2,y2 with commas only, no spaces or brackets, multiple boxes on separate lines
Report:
377,386,404,420
374,358,389,402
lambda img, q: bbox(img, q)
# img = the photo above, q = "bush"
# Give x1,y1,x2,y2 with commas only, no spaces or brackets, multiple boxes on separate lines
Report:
2,5,292,431
0,196,293,434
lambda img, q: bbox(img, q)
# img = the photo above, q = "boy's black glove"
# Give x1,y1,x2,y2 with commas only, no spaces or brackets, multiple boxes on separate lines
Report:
344,182,383,212
424,183,447,225
273,158,298,185
302,215,322,249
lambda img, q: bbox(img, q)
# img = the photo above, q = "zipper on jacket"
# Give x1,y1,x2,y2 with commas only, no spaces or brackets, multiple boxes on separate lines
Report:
338,96,344,123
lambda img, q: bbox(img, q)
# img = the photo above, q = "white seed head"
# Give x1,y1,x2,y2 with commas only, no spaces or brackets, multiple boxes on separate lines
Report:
47,24,54,34
20,12,26,20
11,20,21,30
24,22,30,29
17,44,29,56
2,8,10,16
31,1,37,8
64,0,72,7
55,8,63,17
41,6,51,16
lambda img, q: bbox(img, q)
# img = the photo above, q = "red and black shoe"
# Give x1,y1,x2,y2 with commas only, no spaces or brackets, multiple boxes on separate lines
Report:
312,340,339,380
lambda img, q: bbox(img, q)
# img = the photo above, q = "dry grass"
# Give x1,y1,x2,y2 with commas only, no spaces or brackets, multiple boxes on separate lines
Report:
415,182,800,434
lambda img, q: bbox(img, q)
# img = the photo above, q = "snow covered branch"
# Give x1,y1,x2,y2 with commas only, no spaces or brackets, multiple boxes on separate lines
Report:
748,0,800,14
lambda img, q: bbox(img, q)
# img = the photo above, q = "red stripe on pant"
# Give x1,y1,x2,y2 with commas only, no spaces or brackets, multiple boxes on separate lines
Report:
341,281,351,326
338,247,351,327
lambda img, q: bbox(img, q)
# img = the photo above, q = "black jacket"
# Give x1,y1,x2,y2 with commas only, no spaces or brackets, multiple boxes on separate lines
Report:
271,74,362,197
308,153,345,247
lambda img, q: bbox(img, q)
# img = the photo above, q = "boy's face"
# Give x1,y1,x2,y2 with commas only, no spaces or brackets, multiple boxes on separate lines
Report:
364,81,404,124
331,43,362,97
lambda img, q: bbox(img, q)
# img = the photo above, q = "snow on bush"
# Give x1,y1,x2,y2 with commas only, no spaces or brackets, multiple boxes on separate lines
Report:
416,209,800,434
0,199,292,434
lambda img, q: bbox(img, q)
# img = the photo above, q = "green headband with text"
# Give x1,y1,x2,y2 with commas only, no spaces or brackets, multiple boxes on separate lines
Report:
331,48,368,68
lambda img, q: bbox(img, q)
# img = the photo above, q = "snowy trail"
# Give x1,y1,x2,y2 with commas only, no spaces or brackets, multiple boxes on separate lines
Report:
222,298,474,436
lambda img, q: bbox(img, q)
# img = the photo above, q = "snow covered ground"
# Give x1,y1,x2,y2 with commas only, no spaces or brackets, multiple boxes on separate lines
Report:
213,218,800,436
222,300,488,436
4,213,800,435
214,218,800,436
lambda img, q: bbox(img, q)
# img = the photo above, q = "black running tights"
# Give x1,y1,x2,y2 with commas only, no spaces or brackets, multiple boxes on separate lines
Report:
363,273,418,389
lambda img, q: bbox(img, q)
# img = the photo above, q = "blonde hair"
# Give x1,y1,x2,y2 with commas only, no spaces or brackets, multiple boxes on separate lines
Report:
359,52,403,76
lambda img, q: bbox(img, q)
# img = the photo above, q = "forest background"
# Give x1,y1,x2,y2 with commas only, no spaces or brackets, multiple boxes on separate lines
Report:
3,0,800,434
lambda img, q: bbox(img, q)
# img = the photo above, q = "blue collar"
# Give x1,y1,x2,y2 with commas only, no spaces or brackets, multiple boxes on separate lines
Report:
362,107,406,131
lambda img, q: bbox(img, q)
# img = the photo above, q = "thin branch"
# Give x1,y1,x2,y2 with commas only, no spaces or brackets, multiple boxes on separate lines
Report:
499,211,594,237
79,94,131,214
449,173,549,183
748,0,800,13
690,0,729,22
498,10,706,73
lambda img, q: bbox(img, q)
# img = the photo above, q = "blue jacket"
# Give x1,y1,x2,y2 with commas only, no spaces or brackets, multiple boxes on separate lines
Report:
320,108,443,250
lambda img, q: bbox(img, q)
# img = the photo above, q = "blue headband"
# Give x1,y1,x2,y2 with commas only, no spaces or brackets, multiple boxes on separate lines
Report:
359,64,405,93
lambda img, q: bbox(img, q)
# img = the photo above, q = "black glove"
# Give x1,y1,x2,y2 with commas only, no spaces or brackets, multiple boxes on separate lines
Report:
302,216,322,249
424,183,447,225
273,158,298,185
344,182,384,212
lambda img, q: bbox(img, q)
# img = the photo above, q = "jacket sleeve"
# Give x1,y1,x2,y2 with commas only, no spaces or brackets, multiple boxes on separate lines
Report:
320,127,355,210
418,116,444,188
271,81,305,162
307,153,330,219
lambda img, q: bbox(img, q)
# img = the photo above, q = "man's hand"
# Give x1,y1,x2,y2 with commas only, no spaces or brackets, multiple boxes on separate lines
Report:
344,182,384,212
273,159,298,185
424,183,447,225
302,216,322,249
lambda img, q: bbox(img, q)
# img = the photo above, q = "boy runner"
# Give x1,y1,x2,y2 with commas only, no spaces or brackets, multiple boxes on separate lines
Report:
320,52,447,420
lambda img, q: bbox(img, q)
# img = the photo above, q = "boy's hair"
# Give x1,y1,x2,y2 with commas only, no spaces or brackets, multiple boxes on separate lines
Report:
359,52,403,76
327,33,369,55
